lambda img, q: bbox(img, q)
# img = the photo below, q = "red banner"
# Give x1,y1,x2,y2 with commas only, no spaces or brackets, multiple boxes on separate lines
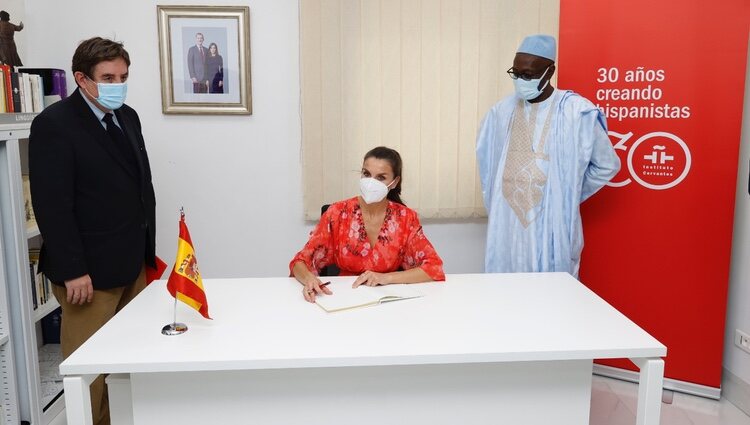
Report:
559,1,749,388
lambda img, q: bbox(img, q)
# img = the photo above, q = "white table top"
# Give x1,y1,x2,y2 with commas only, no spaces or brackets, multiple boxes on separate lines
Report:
60,273,665,375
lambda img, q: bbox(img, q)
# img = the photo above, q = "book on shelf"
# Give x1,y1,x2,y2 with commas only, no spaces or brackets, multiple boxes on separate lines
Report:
22,174,36,229
0,67,65,113
19,68,67,98
0,64,12,112
29,250,39,309
28,75,43,113
0,68,61,113
0,72,6,113
10,72,21,112
20,73,32,113
28,249,52,310
28,262,37,310
18,67,67,108
314,280,424,313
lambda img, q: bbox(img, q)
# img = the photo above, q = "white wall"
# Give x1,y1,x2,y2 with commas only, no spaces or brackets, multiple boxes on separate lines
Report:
21,0,487,278
724,37,750,387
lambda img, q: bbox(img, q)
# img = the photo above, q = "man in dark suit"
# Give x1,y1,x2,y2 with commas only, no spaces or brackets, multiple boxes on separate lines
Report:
29,37,155,425
187,32,208,93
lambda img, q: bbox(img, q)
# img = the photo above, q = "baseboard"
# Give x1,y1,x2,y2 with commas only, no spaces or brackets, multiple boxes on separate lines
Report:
593,364,721,399
722,368,750,416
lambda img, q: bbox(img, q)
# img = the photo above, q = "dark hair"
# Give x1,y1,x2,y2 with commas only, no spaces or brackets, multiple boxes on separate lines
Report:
363,146,404,205
209,43,219,55
71,37,131,83
0,11,9,22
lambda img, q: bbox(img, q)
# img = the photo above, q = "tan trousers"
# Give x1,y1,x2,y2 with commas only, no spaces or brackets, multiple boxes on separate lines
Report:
52,265,146,425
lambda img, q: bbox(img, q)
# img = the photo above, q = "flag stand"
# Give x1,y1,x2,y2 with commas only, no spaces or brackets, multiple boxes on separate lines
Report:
162,207,209,334
162,296,188,335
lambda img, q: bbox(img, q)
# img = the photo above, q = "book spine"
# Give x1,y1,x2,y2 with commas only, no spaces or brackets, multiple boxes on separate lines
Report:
28,76,38,113
41,272,47,305
0,73,6,113
32,75,44,113
37,270,43,306
10,72,21,112
1,65,12,112
52,70,66,98
17,73,26,113
21,73,32,113
29,262,37,310
44,274,50,305
59,71,67,98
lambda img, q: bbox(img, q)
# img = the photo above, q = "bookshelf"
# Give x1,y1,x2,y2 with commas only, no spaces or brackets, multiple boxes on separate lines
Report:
0,113,64,425
0,181,20,424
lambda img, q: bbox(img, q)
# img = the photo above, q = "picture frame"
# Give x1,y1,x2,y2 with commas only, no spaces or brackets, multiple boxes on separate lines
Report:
157,5,252,115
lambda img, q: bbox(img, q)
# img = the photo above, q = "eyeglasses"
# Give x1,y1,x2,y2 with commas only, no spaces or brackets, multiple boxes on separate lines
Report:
506,67,547,81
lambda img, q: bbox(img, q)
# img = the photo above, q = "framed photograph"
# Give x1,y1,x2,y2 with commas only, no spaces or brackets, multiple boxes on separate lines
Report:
157,5,252,115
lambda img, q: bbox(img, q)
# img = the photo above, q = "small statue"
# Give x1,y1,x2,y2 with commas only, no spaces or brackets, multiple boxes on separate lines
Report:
0,10,23,67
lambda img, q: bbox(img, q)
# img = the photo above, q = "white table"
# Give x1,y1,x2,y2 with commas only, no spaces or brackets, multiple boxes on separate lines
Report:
60,273,666,425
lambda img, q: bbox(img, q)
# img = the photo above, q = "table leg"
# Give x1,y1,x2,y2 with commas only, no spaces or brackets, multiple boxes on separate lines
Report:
106,374,134,425
63,374,97,425
629,357,665,425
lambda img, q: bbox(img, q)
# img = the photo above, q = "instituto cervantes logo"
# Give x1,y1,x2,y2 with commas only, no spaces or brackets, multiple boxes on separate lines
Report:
607,131,691,190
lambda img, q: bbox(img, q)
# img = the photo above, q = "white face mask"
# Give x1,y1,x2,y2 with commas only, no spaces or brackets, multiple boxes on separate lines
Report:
513,66,550,101
359,177,396,204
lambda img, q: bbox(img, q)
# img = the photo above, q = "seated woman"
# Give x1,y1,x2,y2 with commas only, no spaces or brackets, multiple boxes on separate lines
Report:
290,146,445,302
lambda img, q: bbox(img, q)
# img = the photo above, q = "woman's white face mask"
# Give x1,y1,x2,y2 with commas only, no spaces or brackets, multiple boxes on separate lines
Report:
359,177,396,204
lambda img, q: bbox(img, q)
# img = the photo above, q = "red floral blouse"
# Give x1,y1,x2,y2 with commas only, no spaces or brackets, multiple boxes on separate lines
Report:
290,197,445,281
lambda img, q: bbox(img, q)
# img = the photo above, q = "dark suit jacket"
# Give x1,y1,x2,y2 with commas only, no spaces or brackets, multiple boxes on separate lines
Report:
187,45,207,81
29,89,156,289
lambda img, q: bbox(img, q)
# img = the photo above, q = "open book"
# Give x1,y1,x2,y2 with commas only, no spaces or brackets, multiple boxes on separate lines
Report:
315,281,424,313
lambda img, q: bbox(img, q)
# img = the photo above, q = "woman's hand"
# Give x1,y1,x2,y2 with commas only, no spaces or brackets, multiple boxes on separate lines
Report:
301,276,332,303
353,271,392,288
292,261,332,303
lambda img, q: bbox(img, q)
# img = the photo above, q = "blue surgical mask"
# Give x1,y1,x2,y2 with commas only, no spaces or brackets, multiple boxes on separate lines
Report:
86,76,127,110
513,66,550,101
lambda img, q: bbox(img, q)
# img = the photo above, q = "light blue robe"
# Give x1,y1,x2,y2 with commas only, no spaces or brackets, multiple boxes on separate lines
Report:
476,89,620,277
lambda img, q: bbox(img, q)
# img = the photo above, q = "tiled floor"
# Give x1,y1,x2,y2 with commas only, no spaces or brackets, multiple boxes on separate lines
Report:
592,375,750,425
49,375,750,425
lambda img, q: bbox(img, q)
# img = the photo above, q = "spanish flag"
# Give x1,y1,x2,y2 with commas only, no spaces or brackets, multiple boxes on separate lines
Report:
166,212,211,319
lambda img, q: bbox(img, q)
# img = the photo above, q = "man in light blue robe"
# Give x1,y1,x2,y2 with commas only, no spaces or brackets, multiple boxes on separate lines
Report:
476,34,620,277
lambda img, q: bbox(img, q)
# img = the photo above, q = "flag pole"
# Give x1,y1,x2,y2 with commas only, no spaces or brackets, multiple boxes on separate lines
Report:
162,296,187,335
162,207,189,336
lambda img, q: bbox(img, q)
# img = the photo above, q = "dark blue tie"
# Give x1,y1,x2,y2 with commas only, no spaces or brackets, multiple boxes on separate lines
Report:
102,113,138,170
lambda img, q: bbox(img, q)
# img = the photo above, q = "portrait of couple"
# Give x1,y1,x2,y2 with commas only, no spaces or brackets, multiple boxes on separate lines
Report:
186,31,224,94
158,6,251,114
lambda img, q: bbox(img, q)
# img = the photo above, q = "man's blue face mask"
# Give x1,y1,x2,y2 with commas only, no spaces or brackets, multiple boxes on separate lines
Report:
86,76,127,110
513,66,550,101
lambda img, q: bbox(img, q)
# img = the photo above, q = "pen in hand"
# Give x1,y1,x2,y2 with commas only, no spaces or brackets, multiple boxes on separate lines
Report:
317,281,332,296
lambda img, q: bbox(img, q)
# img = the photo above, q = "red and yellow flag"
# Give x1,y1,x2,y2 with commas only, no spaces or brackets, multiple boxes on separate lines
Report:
166,212,211,319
